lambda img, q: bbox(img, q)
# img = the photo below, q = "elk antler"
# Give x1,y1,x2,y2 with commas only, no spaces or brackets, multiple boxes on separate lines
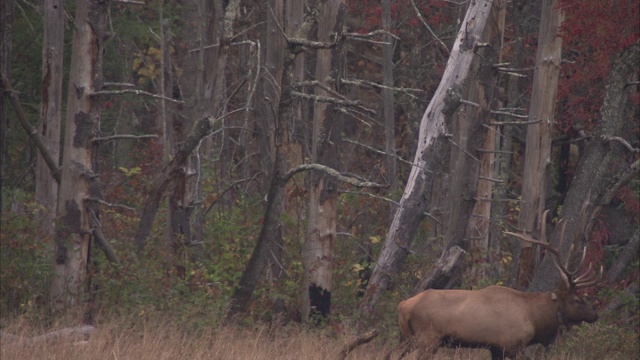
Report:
504,210,602,289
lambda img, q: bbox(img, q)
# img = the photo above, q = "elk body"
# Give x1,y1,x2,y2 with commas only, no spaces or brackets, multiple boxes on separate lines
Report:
395,216,600,359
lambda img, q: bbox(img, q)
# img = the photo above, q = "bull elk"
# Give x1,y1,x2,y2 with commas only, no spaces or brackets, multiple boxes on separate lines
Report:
393,214,601,359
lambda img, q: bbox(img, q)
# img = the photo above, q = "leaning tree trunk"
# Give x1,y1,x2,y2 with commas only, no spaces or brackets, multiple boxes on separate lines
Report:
413,0,505,293
359,0,505,313
529,44,639,291
301,0,345,323
51,0,107,310
228,0,288,317
513,0,564,289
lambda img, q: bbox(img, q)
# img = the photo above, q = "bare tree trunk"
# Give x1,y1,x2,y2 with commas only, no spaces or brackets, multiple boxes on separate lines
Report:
359,0,505,313
36,0,64,241
381,0,396,191
497,0,539,284
415,0,505,293
0,0,15,220
135,116,218,252
165,0,203,261
607,227,639,284
529,44,639,291
513,0,564,289
229,0,287,317
255,0,285,194
52,0,107,310
301,0,345,323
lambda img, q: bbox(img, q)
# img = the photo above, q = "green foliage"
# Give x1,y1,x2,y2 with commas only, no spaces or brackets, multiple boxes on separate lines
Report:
0,191,54,322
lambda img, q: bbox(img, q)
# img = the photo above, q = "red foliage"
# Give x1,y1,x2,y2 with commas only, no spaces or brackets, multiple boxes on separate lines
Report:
346,0,454,34
556,0,640,134
586,220,609,268
617,186,640,222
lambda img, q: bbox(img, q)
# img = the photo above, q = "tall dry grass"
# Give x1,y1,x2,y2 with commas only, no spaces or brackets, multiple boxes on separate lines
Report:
1,314,636,360
0,315,496,360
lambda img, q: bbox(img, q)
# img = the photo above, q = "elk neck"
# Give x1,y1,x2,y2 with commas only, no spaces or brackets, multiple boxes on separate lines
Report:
550,291,569,331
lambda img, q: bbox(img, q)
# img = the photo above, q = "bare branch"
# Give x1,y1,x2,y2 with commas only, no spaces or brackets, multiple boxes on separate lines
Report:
342,138,421,170
91,89,184,104
294,80,348,100
89,210,120,265
102,82,136,88
283,163,387,188
111,0,145,4
409,0,451,56
345,29,400,41
290,91,376,114
604,136,640,153
447,138,480,162
490,110,529,119
1,74,61,183
87,198,136,213
340,190,399,206
337,329,379,360
93,134,159,142
340,78,423,96
489,119,542,126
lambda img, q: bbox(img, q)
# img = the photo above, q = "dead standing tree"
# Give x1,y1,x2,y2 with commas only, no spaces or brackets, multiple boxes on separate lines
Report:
528,44,640,291
228,1,387,317
50,0,109,310
358,0,507,315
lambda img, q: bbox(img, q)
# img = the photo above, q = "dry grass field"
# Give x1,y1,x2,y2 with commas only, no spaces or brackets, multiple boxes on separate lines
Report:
1,313,637,360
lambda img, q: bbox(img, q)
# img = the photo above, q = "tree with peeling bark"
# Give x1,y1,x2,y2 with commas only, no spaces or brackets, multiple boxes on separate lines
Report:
359,0,506,314
513,0,565,289
35,0,63,239
301,0,346,323
51,0,108,309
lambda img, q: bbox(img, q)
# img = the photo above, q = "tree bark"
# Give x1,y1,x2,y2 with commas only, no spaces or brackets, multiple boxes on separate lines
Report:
301,0,345,323
381,0,396,191
36,0,64,241
359,0,505,313
529,44,639,291
51,0,108,310
134,115,218,252
606,227,639,284
415,0,505,293
514,0,564,289
0,0,14,220
229,0,288,317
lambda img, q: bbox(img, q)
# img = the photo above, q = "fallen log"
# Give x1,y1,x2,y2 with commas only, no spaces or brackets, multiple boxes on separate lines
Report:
0,325,96,345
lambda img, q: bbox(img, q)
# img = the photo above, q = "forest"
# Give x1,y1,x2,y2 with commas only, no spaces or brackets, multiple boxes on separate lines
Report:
0,0,638,359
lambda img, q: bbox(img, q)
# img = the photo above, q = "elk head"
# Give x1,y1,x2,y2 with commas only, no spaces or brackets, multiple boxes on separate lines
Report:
505,210,602,327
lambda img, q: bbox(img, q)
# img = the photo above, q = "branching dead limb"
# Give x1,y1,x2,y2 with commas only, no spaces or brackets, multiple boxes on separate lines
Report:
409,0,450,56
604,136,640,153
336,329,379,360
283,163,387,189
91,89,184,104
93,134,159,142
290,91,376,114
2,74,61,183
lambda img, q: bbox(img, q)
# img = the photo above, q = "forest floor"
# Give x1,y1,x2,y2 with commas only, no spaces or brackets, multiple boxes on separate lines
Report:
1,313,637,360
